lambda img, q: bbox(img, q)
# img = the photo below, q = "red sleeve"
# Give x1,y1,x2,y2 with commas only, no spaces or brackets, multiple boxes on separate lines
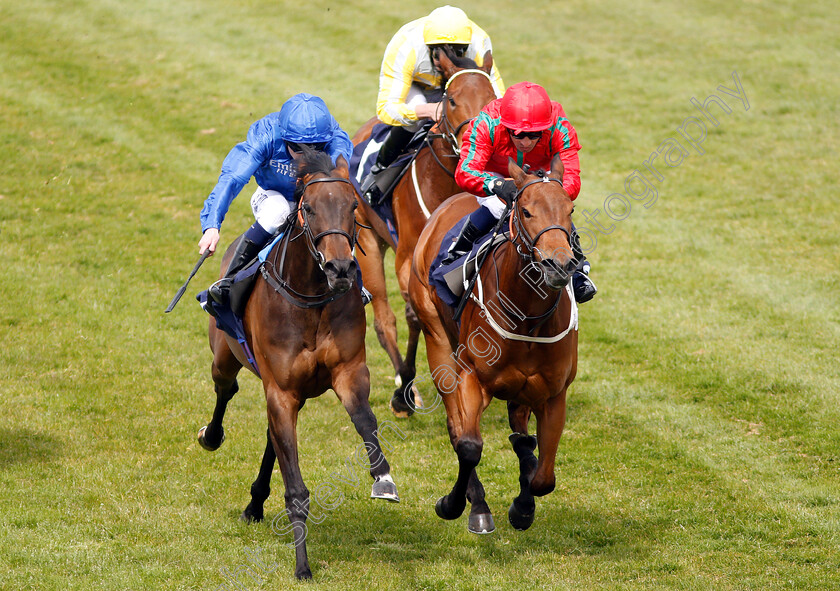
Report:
456,113,497,197
550,114,582,200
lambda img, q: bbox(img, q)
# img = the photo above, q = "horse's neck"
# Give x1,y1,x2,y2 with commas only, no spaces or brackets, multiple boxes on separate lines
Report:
417,138,459,207
492,244,570,331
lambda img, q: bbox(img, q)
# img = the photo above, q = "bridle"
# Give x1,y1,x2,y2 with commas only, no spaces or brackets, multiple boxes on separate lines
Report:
509,175,574,263
261,176,369,308
426,69,495,175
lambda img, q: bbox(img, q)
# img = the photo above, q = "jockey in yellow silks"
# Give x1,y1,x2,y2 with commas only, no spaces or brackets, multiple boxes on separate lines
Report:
361,5,505,204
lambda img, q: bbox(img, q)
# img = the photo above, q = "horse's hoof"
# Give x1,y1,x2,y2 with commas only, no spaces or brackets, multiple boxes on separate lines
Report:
371,475,399,502
435,496,465,520
389,395,414,419
240,504,264,523
508,501,535,531
295,567,312,580
468,512,496,534
197,425,225,451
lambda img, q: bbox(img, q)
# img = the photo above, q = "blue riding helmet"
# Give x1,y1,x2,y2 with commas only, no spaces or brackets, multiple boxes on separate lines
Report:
278,93,338,144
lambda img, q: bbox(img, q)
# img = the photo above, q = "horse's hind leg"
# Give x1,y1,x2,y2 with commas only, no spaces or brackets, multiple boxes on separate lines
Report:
241,428,276,523
333,362,398,501
264,387,312,580
198,326,242,451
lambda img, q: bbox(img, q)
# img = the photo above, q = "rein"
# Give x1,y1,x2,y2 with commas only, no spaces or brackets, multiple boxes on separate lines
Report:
261,176,364,309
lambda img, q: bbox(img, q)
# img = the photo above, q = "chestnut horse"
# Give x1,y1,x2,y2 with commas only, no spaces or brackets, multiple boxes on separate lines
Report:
408,156,578,534
352,50,498,417
197,149,398,579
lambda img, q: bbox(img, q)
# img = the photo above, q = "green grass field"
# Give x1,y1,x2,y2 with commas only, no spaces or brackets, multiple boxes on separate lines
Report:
1,0,838,589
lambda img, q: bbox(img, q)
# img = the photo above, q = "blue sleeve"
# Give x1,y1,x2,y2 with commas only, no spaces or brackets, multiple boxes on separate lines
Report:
199,121,271,232
327,127,354,165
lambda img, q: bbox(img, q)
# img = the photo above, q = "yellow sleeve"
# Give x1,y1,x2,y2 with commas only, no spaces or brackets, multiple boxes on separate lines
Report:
375,33,420,126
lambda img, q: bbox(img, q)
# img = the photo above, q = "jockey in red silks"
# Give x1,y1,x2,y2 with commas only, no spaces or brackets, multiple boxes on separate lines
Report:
450,81,596,303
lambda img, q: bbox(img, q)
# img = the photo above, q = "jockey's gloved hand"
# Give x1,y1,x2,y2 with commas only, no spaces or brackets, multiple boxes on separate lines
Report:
490,179,518,206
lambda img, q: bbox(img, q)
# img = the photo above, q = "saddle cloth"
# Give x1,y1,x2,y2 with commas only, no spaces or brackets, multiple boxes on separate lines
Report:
348,121,433,245
428,214,508,309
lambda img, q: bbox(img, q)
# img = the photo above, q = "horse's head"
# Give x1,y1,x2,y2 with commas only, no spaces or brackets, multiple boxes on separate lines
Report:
508,156,577,291
296,148,359,294
437,49,498,150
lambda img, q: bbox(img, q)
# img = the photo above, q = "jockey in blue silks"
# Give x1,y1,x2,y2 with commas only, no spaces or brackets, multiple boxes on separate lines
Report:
198,93,354,308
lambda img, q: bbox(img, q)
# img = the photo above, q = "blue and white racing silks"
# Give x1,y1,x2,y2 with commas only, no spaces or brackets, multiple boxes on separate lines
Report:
199,93,354,233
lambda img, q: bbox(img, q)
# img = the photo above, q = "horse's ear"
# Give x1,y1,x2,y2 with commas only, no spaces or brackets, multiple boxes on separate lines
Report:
480,50,493,76
549,153,565,180
333,155,350,179
507,157,527,187
437,48,459,80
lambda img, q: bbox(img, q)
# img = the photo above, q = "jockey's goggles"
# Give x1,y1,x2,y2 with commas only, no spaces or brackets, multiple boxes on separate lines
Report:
286,141,328,154
509,130,543,140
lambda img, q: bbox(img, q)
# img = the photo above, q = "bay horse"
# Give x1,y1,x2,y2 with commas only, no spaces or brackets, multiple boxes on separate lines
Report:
408,156,578,534
197,149,398,580
352,49,499,417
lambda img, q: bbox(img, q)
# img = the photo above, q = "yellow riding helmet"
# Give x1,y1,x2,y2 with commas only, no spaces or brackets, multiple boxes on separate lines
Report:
423,5,472,45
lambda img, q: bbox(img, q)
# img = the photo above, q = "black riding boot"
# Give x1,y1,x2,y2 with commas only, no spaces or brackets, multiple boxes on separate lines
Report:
442,221,484,266
570,227,597,303
442,207,497,265
361,126,416,205
208,237,265,308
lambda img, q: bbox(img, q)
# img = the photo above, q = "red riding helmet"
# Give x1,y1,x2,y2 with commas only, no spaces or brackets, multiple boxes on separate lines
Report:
499,81,554,134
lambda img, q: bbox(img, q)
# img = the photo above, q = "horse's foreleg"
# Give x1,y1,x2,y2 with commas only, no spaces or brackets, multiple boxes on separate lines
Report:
507,401,537,529
531,390,568,498
241,428,276,523
358,231,406,391
390,260,424,417
265,389,312,580
198,328,242,451
333,363,398,501
435,372,493,530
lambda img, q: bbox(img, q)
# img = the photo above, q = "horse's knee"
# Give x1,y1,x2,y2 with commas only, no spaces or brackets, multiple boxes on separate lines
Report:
455,437,483,467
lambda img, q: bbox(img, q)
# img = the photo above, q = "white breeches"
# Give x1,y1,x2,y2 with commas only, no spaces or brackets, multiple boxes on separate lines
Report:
251,187,293,233
475,194,507,219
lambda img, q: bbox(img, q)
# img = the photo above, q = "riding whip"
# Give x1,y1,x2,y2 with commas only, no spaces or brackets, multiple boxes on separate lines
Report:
452,203,512,322
164,250,212,313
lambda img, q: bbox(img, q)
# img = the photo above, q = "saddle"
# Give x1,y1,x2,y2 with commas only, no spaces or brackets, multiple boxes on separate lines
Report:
428,215,509,309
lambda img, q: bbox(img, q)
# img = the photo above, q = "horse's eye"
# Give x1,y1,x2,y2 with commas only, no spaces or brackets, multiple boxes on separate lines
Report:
302,203,313,214
351,200,358,211
571,207,575,215
448,97,456,107
521,208,532,219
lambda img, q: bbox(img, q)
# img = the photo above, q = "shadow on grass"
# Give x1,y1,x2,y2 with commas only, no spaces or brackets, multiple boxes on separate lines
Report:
0,427,59,467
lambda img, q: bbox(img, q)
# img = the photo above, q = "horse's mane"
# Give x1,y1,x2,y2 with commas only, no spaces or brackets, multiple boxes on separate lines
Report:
292,147,336,201
439,44,479,70
296,146,335,178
